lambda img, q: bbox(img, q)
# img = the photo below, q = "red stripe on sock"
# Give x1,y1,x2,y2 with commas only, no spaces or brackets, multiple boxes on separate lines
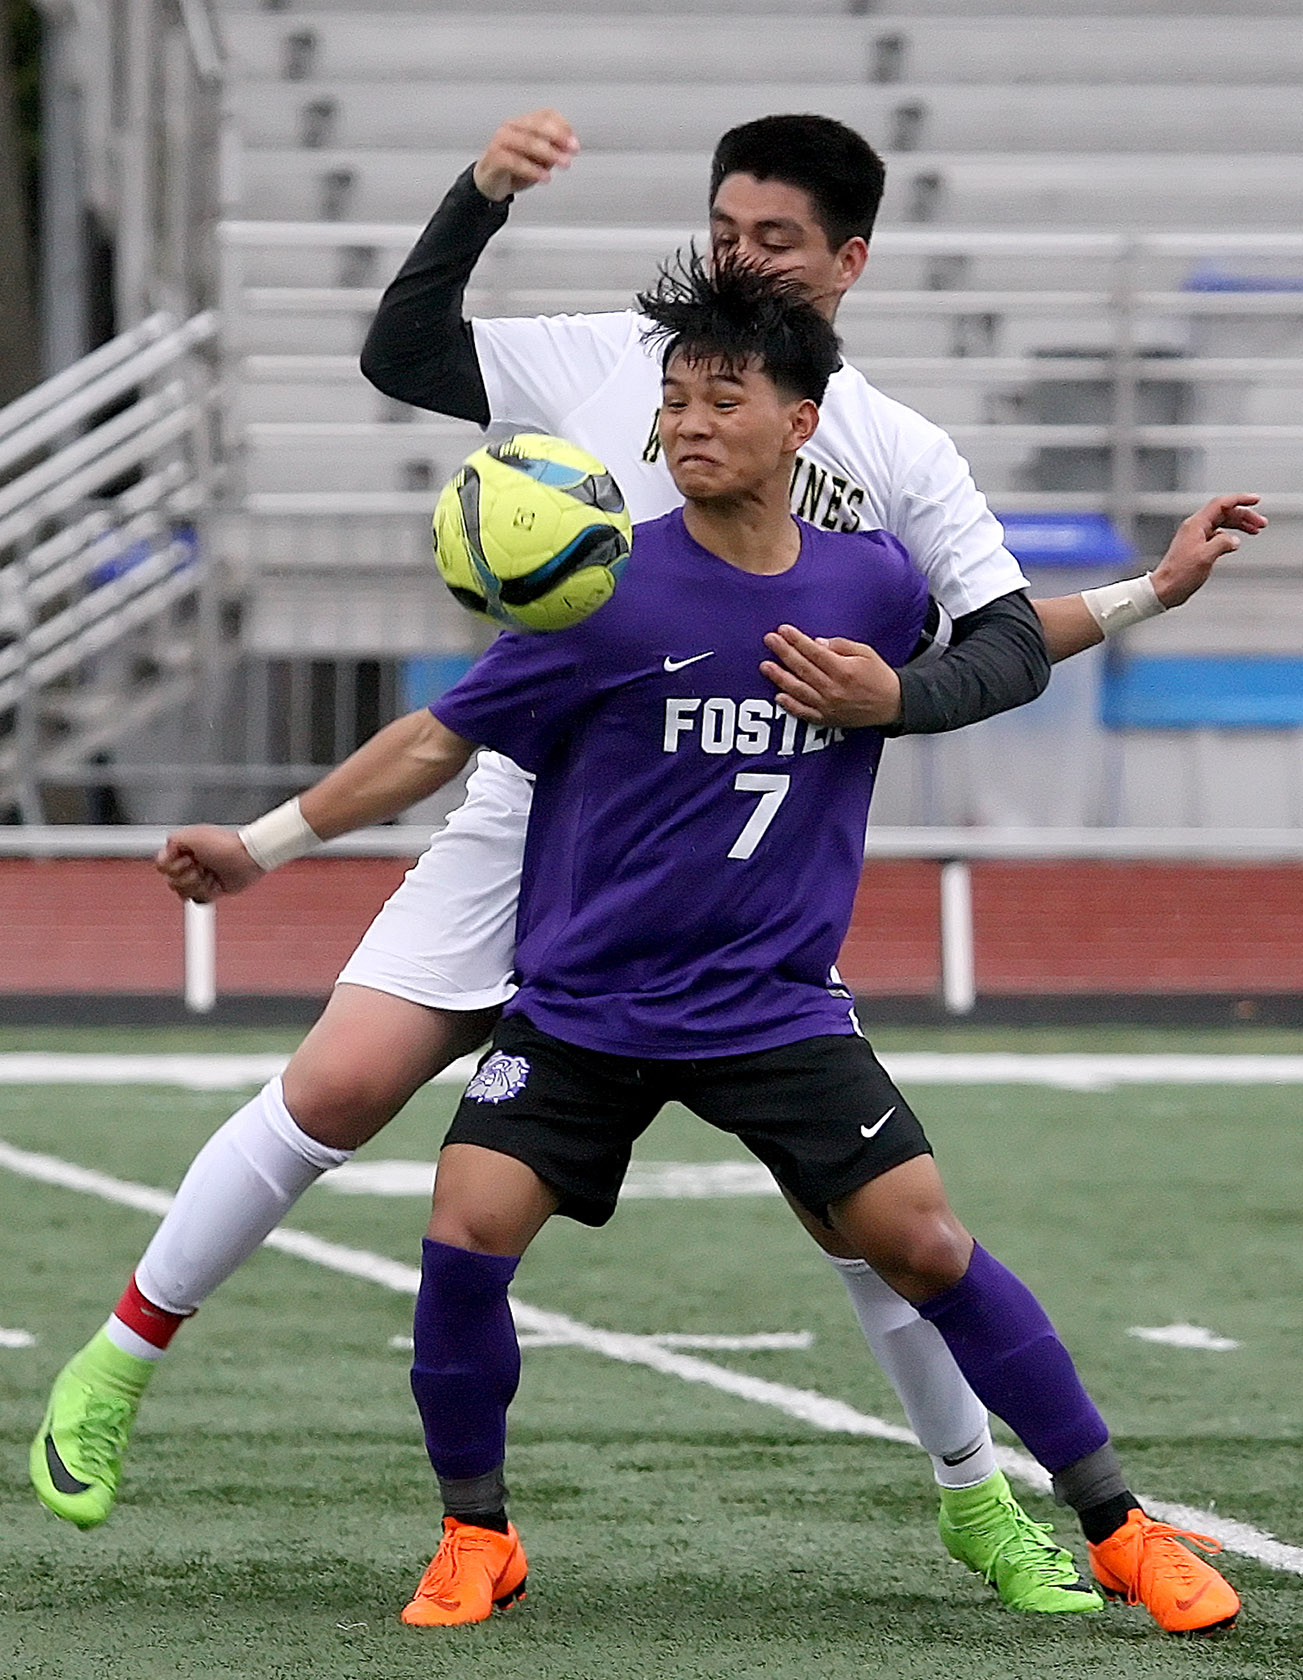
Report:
113,1275,191,1350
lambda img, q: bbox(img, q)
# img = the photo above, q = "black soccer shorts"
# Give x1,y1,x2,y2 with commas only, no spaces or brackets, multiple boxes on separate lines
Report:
443,1011,932,1227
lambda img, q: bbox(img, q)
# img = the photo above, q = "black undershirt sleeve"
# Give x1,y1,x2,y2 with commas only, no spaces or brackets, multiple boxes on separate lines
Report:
886,588,1051,736
359,166,508,422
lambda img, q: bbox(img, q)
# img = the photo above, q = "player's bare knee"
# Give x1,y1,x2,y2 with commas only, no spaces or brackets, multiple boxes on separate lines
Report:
425,1206,518,1257
282,996,497,1149
281,1055,406,1148
862,1218,973,1303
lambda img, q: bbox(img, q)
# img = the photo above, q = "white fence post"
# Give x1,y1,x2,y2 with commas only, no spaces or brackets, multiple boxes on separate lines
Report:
183,898,217,1013
939,859,976,1016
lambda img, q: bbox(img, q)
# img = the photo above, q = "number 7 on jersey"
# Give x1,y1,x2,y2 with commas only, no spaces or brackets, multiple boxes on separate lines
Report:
728,772,791,859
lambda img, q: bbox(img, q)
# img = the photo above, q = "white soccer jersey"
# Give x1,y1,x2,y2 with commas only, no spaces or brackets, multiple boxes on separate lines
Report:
339,305,1030,1010
473,310,1028,616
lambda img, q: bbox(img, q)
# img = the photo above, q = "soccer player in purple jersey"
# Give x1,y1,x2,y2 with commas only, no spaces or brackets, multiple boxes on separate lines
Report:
33,108,1263,1626
375,256,1236,1634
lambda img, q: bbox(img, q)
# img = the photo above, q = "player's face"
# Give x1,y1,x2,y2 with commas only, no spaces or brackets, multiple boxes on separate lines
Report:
709,174,867,321
659,352,815,501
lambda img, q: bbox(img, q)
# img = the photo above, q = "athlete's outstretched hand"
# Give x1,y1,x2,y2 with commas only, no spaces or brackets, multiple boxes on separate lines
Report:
473,109,580,203
155,826,265,904
1150,493,1266,609
761,625,903,728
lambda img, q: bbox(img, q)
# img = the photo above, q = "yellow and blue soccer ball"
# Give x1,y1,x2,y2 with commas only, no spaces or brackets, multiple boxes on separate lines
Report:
432,433,632,630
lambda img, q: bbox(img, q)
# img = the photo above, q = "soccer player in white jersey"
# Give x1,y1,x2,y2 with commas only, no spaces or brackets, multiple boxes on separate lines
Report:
30,111,1260,1618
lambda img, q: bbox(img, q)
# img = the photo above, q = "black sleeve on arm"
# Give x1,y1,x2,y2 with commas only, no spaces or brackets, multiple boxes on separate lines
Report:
886,588,1051,736
358,165,510,422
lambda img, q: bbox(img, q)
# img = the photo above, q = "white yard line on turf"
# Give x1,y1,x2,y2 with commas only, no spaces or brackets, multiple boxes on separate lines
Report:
0,1053,296,1090
3,1134,1302,1576
884,1054,1303,1091
390,1331,815,1352
328,1159,782,1199
1129,1324,1241,1352
7,1051,1303,1090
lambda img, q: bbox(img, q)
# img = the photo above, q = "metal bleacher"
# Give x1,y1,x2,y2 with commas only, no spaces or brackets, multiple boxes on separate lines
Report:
237,81,1303,159
217,4,1303,504
223,12,1303,82
210,2,1303,829
6,0,1303,828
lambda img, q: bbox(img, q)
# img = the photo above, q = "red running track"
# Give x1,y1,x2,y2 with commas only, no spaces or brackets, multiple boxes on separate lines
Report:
3,857,1302,998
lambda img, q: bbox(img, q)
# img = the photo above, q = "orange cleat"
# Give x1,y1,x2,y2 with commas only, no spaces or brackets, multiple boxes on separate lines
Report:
1088,1508,1240,1635
400,1516,528,1627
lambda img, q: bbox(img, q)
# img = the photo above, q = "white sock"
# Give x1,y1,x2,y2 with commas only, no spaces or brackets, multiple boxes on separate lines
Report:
134,1078,352,1320
824,1254,997,1489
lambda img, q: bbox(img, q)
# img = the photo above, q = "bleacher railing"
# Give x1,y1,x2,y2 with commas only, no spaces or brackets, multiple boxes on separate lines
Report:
4,825,1301,1017
0,312,221,820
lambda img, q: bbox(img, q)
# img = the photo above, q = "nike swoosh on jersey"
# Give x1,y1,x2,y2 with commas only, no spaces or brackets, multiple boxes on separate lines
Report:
860,1106,896,1140
663,652,715,672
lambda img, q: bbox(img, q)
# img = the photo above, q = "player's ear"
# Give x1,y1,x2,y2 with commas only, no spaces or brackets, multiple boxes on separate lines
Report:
788,397,820,451
833,236,868,293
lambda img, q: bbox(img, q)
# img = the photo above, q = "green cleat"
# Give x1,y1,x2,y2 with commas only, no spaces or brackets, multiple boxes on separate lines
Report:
29,1330,154,1529
939,1470,1105,1614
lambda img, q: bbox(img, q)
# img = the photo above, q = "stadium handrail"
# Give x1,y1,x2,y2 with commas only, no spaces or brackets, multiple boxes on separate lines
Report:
0,314,178,444
0,313,221,817
4,825,1301,1016
8,825,1303,861
0,313,217,482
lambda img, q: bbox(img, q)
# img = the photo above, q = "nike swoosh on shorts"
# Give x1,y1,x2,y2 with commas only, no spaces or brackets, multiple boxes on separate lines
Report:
860,1106,896,1140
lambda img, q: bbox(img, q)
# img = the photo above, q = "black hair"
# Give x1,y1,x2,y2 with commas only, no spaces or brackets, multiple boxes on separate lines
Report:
709,114,887,251
637,247,842,406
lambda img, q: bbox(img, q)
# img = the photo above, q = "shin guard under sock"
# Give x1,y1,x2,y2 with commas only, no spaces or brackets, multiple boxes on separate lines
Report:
824,1254,996,1486
411,1238,521,1481
134,1077,352,1318
917,1243,1110,1475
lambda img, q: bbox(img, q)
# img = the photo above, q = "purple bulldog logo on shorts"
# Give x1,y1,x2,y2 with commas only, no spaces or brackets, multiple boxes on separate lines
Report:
464,1052,531,1104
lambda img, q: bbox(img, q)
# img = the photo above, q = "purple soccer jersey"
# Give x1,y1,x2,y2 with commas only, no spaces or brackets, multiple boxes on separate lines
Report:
434,508,929,1057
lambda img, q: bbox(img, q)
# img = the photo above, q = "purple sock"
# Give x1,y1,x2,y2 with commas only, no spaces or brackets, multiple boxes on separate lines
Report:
410,1238,521,1480
916,1243,1109,1474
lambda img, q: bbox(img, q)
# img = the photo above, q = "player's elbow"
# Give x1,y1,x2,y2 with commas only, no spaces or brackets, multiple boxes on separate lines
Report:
358,334,410,405
973,590,1052,709
406,709,475,786
1022,621,1052,702
359,321,490,424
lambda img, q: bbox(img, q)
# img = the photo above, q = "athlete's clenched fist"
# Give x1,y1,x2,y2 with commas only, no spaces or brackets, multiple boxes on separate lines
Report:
473,109,580,203
155,826,266,904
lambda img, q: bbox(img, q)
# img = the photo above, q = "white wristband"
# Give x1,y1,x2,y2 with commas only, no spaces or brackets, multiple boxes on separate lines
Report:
237,797,321,872
1080,572,1166,637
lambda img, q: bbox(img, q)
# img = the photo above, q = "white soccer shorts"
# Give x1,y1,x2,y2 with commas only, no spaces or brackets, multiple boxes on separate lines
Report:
335,750,533,1011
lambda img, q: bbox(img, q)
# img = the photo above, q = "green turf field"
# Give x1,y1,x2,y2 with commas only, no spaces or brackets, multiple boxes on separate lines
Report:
2,1025,1302,1679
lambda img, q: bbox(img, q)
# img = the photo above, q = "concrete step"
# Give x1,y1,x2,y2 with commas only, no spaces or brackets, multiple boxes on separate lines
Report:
233,79,1303,156
232,146,1303,228
221,15,1303,86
